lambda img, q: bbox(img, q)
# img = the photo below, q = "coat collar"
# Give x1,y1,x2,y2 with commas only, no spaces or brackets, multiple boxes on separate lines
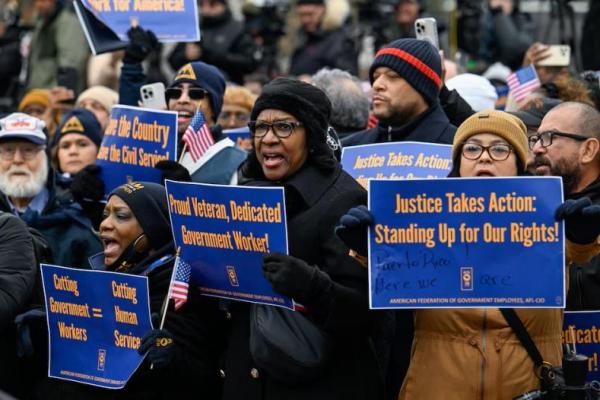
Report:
376,102,452,143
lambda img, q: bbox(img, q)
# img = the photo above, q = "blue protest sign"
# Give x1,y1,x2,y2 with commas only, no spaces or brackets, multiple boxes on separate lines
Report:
223,127,251,142
165,180,293,309
341,142,453,189
97,105,177,193
564,312,600,381
41,264,152,389
368,177,565,309
80,0,199,42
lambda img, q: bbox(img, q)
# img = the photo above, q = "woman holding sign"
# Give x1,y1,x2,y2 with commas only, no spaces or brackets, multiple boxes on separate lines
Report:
220,78,384,399
401,111,562,399
58,181,224,398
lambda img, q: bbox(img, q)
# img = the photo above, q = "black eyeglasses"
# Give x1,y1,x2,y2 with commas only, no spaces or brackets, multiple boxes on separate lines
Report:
165,87,209,101
248,121,303,138
528,130,588,150
462,142,513,161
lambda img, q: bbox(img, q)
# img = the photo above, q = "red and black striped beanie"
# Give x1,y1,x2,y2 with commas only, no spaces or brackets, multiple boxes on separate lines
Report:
369,38,443,106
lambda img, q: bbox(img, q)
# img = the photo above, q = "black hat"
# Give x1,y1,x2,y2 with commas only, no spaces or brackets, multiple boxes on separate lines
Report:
369,38,442,105
250,77,332,144
297,0,324,5
509,97,562,129
109,182,171,250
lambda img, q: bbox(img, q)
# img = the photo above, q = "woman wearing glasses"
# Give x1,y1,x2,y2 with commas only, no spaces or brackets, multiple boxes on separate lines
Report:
221,78,383,400
396,110,562,399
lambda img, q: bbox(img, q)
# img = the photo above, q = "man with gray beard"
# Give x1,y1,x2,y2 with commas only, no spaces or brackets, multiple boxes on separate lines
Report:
0,113,101,269
530,102,600,309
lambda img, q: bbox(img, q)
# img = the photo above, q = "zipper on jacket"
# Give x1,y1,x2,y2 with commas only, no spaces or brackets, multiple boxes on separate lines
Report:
480,309,488,400
387,126,392,142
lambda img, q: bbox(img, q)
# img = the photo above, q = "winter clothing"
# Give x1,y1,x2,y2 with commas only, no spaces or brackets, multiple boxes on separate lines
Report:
168,9,258,84
250,77,332,143
510,97,562,129
369,39,442,106
565,176,600,310
289,25,358,77
439,85,476,127
222,86,256,114
170,61,227,121
446,73,498,112
342,102,456,146
221,163,383,400
0,172,102,269
18,90,51,113
0,113,47,145
53,108,103,148
75,86,118,115
0,213,36,395
26,1,89,92
109,182,172,251
398,308,562,399
452,110,528,169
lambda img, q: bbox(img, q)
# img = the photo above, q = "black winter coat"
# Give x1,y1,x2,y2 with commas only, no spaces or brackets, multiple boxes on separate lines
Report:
168,10,258,84
342,102,456,147
566,176,600,310
221,164,384,400
289,27,358,77
0,213,36,395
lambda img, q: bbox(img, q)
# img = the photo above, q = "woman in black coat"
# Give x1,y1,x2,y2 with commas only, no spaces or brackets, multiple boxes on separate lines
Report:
42,181,224,399
221,78,383,400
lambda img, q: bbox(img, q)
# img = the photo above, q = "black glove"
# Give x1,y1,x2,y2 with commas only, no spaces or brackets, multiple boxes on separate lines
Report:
123,26,159,64
262,253,317,301
138,329,175,369
334,205,373,257
71,164,105,202
155,160,191,183
555,197,600,244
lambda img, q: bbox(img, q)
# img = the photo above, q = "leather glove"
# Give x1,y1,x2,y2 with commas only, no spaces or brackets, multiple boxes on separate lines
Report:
155,160,191,183
123,26,159,64
334,205,373,257
71,164,105,202
555,197,600,244
138,329,175,369
262,253,317,301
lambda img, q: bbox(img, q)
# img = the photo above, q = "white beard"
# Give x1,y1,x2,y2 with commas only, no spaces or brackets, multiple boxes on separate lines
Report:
0,159,48,199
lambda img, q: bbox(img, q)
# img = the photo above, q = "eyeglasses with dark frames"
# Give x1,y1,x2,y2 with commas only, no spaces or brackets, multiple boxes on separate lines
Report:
528,130,588,150
461,142,513,161
248,121,303,139
165,87,209,101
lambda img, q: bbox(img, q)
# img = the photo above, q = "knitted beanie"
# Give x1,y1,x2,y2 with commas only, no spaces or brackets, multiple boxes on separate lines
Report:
170,61,226,122
18,89,51,112
250,77,331,144
223,85,257,113
109,182,171,251
76,85,118,114
53,108,103,148
452,110,528,169
369,38,442,105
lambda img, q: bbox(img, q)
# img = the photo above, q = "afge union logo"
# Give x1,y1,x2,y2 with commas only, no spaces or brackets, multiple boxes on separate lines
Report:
97,349,106,371
461,267,473,291
226,266,239,287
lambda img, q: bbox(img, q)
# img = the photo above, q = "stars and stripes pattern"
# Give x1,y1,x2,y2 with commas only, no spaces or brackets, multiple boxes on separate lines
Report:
168,256,191,310
182,110,214,162
507,65,541,104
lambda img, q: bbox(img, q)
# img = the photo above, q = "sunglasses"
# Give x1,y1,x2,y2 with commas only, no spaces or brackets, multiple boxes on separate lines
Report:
165,87,209,101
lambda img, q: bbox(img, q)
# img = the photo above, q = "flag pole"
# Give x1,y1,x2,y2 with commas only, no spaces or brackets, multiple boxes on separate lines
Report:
149,246,180,370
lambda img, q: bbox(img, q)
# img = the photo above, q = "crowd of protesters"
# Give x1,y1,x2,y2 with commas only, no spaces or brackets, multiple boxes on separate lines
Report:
1,0,600,399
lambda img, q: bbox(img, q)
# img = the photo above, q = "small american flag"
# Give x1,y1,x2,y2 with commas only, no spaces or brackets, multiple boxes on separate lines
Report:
168,256,191,310
182,110,214,162
507,65,541,104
